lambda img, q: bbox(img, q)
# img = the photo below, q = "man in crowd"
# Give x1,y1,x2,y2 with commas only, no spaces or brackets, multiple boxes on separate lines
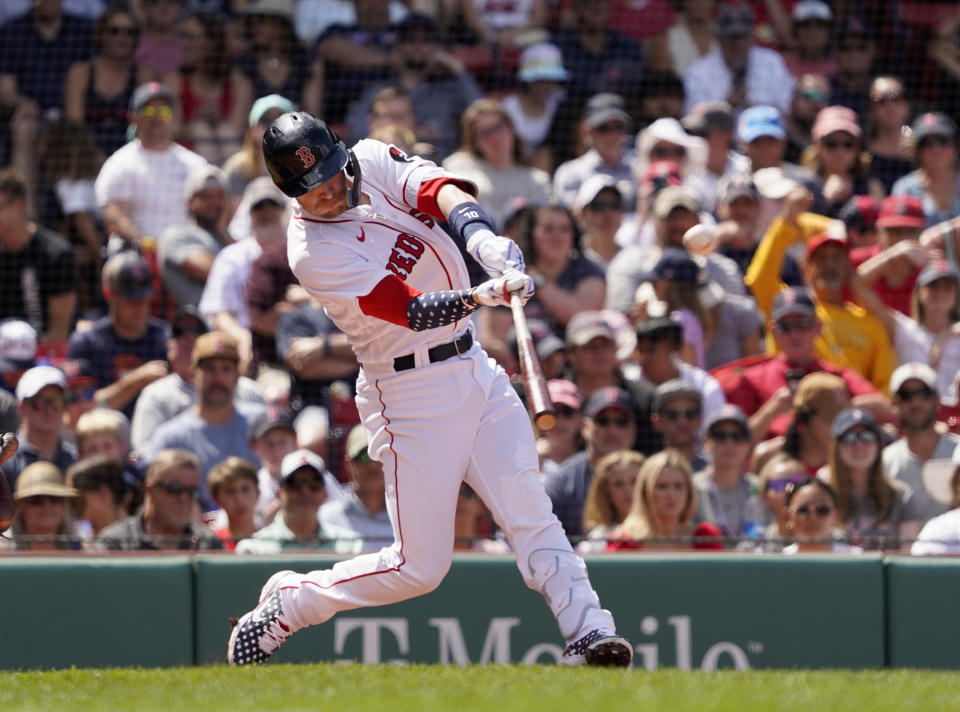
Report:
682,101,749,214
651,380,707,470
783,74,831,164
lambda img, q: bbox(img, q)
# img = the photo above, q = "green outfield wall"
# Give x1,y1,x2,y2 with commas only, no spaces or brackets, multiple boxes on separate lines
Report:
0,554,956,670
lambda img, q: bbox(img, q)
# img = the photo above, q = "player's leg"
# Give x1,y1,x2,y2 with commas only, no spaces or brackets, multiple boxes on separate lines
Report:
463,366,633,667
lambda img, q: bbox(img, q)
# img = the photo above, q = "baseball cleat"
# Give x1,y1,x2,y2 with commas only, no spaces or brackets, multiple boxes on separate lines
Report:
560,629,634,667
227,570,296,665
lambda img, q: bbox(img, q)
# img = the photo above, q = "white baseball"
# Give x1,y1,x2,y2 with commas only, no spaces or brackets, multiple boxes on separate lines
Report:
683,224,717,255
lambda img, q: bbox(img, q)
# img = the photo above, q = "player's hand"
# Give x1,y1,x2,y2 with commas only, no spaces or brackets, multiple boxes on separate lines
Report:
471,231,526,276
472,269,535,307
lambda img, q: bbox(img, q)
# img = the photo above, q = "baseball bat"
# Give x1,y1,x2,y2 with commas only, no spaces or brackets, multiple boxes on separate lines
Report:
510,293,557,432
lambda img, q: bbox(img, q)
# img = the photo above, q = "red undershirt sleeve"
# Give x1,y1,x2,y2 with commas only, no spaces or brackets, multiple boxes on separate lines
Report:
416,177,476,221
358,275,423,328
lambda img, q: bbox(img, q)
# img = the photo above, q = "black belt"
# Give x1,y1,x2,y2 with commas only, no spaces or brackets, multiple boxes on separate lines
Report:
393,332,472,372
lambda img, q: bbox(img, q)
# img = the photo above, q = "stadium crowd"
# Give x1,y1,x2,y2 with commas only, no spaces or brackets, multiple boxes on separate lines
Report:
5,0,960,555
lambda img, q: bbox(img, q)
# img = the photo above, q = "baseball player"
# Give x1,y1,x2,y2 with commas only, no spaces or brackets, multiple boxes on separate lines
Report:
227,113,633,667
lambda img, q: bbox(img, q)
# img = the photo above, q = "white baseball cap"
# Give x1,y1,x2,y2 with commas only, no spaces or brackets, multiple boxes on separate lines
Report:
890,362,937,397
279,448,327,484
922,446,960,506
15,365,67,402
793,0,832,23
0,319,38,365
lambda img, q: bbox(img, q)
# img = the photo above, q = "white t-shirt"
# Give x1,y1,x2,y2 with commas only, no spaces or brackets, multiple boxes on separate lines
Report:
501,89,565,154
198,237,263,328
893,312,960,399
911,508,960,555
55,177,98,215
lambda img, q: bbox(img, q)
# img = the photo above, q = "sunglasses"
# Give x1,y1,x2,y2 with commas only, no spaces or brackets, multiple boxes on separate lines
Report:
139,105,173,120
651,145,686,159
774,318,816,333
284,475,324,491
27,495,65,507
661,408,701,422
802,90,830,103
709,428,749,443
767,476,807,493
28,395,65,411
588,199,623,212
897,386,935,402
593,415,631,428
794,503,833,518
919,135,951,149
822,138,857,151
838,429,879,445
65,387,96,404
554,405,580,418
152,481,199,498
107,25,138,37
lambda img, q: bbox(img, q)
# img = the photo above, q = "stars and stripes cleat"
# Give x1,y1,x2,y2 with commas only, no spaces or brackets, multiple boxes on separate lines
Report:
560,629,634,667
227,570,295,666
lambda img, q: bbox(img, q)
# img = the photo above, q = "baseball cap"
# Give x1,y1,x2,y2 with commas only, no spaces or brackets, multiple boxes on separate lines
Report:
917,260,960,288
717,172,759,204
838,195,879,231
183,164,228,200
171,304,209,335
653,379,702,414
279,448,326,484
547,379,582,410
15,364,67,402
652,248,700,284
793,372,850,421
517,42,568,83
839,16,873,41
249,93,297,127
716,2,754,36
250,406,296,440
738,105,786,144
574,174,622,212
345,424,370,461
244,175,287,210
130,81,173,113
584,93,631,130
635,316,683,342
565,310,615,347
772,287,817,321
103,251,153,301
536,334,565,360
192,331,240,365
921,446,960,506
876,195,925,228
653,186,699,220
395,13,437,38
585,386,634,419
753,167,800,200
911,112,956,144
682,101,734,137
806,232,849,259
889,362,937,396
705,403,749,434
829,406,879,440
792,0,832,23
812,106,862,141
59,359,96,389
0,319,37,370
13,462,77,500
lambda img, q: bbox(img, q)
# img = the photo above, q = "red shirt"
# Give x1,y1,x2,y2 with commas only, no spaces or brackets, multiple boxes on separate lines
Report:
849,244,919,316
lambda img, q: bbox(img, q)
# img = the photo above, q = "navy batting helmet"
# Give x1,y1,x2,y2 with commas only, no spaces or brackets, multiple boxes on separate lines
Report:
262,112,362,204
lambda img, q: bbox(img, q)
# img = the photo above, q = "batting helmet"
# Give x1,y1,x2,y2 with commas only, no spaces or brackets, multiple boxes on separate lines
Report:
262,112,362,205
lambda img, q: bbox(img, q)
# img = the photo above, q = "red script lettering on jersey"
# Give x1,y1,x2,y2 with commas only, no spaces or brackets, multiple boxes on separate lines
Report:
385,232,426,281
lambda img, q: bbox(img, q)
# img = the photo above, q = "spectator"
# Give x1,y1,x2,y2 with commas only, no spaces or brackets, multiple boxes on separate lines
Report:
247,406,299,524
682,101,750,215
609,448,722,551
783,73,830,165
346,14,483,164
643,248,710,367
829,18,875,124
892,113,960,228
543,386,638,537
865,76,913,195
159,165,231,310
319,424,392,554
0,169,77,343
838,195,879,250
573,175,624,270
782,0,835,79
142,330,264,511
236,448,335,553
823,407,922,550
577,448,643,553
0,461,81,552
633,117,707,189
64,6,149,160
134,0,184,79
552,93,636,212
1,366,77,491
207,456,260,551
800,106,885,217
67,251,169,418
757,452,806,552
75,407,133,464
781,477,851,553
60,358,97,439
294,0,408,47
693,404,764,547
453,482,506,553
666,0,718,77
884,363,960,524
746,191,896,391
222,94,296,201
97,448,222,551
683,2,793,114
910,447,960,555
537,379,584,473
442,98,550,231
246,239,310,371
459,0,547,48
633,71,686,128
361,87,423,154
130,305,264,451
67,455,142,540
0,318,37,396
651,379,706,470
162,11,253,165
95,81,208,254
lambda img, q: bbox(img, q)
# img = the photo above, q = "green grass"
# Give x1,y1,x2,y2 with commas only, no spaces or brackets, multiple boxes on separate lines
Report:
1,665,957,712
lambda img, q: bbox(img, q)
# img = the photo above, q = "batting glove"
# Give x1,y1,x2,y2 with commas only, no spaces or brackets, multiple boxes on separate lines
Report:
466,230,526,276
472,268,535,307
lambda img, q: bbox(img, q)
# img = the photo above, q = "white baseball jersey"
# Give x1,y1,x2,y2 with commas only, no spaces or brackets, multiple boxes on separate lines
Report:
287,140,475,370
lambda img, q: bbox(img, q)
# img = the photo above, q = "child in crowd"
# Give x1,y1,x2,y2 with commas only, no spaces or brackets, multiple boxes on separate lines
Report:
208,456,261,551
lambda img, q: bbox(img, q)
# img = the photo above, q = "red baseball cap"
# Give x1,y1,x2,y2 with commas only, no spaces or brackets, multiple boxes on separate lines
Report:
876,195,925,228
806,232,849,258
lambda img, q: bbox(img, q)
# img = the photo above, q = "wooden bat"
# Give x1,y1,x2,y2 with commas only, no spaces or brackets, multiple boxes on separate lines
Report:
510,294,557,432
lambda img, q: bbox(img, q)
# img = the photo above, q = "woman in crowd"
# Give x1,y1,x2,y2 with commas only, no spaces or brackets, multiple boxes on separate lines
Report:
66,455,142,541
800,106,884,217
823,408,922,550
633,117,706,187
782,477,853,554
162,12,253,165
222,94,296,203
442,98,552,230
865,76,914,195
578,449,644,553
892,112,960,227
758,453,807,552
0,462,82,552
64,6,149,159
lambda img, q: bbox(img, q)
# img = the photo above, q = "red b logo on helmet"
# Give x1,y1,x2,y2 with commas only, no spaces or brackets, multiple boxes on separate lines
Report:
295,147,316,168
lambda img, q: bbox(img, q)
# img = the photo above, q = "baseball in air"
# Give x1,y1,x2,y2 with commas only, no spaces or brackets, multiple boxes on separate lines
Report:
683,224,717,255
